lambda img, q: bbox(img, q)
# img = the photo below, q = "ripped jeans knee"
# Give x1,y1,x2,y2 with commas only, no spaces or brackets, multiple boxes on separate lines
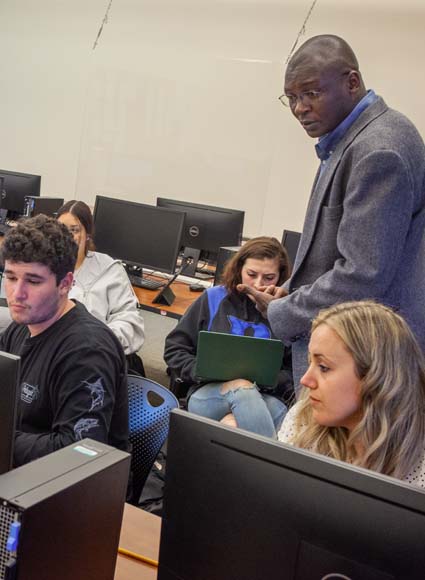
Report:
188,381,287,438
219,378,254,395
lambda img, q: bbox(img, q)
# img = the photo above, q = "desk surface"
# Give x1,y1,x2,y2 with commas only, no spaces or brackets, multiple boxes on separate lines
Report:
115,504,161,580
134,277,209,319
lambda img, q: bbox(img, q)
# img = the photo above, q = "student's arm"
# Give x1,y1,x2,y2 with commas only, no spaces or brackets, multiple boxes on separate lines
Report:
103,263,145,355
83,261,144,355
164,292,209,385
13,342,125,467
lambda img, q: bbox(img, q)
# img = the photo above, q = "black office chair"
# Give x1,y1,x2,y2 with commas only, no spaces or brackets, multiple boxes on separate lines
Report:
167,367,192,404
126,352,146,377
127,375,179,505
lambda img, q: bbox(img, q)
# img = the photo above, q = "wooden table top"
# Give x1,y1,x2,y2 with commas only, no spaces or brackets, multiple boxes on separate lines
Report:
115,504,161,580
134,276,209,319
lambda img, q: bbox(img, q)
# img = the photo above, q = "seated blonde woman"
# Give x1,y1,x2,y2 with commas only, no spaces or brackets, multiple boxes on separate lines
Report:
278,300,425,488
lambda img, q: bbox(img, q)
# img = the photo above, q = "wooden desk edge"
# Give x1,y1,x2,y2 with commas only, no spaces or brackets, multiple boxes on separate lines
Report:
134,278,209,319
115,503,161,580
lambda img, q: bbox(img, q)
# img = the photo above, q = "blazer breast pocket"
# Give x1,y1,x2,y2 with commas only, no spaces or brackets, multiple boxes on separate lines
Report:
320,204,343,222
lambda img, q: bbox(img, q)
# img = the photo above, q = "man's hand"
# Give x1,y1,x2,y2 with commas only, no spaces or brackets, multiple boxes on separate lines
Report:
236,284,287,317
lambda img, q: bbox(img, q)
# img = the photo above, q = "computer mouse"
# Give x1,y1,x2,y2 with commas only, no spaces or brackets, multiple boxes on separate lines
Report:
189,283,205,292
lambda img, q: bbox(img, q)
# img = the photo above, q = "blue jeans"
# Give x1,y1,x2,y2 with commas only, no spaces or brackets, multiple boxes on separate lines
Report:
188,382,287,438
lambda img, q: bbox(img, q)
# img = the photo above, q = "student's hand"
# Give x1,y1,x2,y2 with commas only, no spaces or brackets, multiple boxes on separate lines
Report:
261,285,288,298
236,284,287,317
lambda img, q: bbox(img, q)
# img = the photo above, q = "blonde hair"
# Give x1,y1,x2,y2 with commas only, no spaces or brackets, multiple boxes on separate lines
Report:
292,301,425,479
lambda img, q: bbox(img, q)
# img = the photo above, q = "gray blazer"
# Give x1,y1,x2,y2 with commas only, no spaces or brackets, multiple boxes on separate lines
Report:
268,97,425,387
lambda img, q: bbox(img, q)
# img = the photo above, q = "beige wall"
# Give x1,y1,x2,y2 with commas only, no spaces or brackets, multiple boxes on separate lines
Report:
0,0,424,238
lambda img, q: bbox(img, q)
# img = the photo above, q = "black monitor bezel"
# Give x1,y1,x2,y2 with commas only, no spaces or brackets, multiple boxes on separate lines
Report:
0,351,20,475
159,409,425,580
281,229,301,268
0,169,41,215
156,197,245,258
93,195,185,274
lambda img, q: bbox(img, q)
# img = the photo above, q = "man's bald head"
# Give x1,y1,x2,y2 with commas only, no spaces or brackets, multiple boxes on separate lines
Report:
287,35,361,80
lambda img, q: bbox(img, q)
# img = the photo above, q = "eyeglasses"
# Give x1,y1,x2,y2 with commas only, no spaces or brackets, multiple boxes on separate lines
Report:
279,71,352,109
278,89,322,109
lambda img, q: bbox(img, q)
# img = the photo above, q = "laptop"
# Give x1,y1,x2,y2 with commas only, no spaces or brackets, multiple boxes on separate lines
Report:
195,331,284,386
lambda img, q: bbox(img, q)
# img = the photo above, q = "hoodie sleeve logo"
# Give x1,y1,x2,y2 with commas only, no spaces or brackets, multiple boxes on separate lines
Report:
21,383,40,404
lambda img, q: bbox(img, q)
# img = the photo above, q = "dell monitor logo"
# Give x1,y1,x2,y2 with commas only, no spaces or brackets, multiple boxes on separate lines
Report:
189,225,200,238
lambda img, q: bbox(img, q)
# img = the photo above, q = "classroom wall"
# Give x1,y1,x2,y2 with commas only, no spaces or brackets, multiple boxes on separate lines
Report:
0,0,424,238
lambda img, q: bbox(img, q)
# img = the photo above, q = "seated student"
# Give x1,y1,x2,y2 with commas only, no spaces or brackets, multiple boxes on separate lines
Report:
164,237,293,438
0,215,129,466
57,200,145,375
278,300,425,488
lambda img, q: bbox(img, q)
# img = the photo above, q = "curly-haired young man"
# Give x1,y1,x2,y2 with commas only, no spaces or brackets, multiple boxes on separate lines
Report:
0,215,129,467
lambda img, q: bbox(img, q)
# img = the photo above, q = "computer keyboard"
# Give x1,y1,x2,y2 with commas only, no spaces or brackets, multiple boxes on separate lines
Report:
195,271,215,280
128,274,165,290
196,267,215,276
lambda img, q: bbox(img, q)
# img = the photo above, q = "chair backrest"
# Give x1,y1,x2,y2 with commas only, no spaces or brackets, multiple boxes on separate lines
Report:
127,374,179,505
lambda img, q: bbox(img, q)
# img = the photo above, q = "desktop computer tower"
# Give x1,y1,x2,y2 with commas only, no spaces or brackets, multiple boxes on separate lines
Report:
213,246,240,285
23,196,64,218
0,439,130,580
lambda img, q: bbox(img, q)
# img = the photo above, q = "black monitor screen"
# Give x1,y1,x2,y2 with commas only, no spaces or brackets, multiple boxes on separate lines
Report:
281,229,301,268
93,196,185,274
0,169,41,216
0,351,20,475
24,196,65,218
159,410,425,580
156,198,244,260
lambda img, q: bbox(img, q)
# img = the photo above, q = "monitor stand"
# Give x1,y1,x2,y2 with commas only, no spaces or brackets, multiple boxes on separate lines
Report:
180,247,201,278
152,284,175,306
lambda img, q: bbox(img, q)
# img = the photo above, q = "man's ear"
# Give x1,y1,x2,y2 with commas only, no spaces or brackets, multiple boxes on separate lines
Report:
347,70,362,94
58,272,74,295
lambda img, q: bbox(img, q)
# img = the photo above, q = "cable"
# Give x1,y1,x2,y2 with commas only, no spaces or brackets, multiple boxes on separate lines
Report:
285,0,319,64
118,546,159,567
93,0,114,50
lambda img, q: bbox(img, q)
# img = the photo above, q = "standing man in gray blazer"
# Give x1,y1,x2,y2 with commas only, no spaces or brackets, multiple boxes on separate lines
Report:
239,34,425,390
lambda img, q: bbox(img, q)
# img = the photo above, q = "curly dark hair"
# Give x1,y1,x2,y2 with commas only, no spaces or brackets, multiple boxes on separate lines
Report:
1,214,78,284
221,236,291,293
56,200,96,255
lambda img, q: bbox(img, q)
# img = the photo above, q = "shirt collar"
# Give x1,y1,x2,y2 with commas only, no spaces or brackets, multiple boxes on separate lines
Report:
315,90,378,161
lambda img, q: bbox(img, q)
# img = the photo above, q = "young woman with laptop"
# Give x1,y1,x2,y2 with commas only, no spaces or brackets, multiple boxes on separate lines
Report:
164,237,293,438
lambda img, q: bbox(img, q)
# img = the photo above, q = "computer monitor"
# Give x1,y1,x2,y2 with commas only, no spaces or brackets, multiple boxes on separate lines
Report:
156,198,244,276
0,169,41,218
93,195,185,276
158,410,425,580
23,196,65,218
0,351,20,475
281,228,301,269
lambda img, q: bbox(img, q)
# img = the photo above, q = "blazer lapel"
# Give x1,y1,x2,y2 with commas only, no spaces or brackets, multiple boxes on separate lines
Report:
290,97,388,282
